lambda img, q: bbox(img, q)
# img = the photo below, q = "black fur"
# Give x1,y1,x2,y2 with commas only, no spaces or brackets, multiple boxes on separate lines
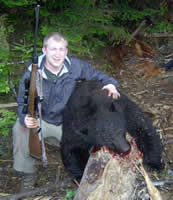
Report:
61,80,163,179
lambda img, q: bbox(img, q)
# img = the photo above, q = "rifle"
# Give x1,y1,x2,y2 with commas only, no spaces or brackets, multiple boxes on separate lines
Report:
23,5,47,167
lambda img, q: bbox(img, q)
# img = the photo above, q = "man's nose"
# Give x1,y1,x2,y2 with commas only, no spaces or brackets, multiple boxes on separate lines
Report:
55,49,61,55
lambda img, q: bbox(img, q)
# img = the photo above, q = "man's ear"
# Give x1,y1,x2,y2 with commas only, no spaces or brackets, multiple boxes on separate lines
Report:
42,47,46,54
66,48,68,55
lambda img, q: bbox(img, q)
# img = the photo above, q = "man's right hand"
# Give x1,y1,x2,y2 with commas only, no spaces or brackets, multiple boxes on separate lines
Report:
24,115,38,128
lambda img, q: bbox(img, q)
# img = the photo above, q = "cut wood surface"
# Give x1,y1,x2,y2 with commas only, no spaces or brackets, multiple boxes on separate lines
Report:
74,135,143,200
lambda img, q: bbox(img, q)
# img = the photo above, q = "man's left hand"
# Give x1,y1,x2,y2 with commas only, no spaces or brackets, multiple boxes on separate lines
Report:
102,84,120,99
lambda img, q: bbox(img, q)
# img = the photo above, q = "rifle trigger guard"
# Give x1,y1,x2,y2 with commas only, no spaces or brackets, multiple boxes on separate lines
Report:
37,128,41,134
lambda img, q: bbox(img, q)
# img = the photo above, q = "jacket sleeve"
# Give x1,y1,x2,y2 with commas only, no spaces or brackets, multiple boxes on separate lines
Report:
16,71,30,126
79,59,119,87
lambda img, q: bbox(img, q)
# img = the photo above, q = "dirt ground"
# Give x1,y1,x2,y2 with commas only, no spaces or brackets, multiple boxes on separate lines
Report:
0,51,173,200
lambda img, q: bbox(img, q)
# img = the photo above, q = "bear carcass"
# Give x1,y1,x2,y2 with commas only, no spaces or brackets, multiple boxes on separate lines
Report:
61,80,163,179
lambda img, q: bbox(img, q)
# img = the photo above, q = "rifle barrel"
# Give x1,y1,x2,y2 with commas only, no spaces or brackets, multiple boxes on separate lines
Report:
33,5,40,64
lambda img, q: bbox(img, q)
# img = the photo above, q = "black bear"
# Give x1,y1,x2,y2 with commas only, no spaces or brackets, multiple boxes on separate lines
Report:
61,80,163,179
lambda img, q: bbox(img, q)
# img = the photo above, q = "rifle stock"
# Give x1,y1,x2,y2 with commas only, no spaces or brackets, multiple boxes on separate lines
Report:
28,63,41,159
29,128,41,159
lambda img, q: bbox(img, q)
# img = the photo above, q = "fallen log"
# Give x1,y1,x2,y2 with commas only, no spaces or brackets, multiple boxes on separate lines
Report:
74,135,144,200
0,103,18,109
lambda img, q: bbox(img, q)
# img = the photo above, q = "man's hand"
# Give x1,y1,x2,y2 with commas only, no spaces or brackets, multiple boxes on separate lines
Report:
24,115,38,129
102,84,120,99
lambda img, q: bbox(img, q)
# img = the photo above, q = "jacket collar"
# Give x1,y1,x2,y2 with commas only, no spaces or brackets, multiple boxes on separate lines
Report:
28,54,72,78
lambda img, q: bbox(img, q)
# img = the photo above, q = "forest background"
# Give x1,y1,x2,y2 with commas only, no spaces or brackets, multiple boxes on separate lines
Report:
0,0,173,135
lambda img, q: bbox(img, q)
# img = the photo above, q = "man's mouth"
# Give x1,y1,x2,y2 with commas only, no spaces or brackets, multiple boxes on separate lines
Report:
53,59,62,63
54,58,61,61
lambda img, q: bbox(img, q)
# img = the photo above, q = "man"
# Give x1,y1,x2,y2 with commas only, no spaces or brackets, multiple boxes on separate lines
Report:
13,32,120,191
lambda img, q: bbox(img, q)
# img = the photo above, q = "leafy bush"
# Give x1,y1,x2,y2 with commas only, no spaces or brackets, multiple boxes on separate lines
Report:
0,48,11,94
40,0,115,56
0,0,37,8
12,42,34,60
64,189,76,200
148,20,173,33
0,109,17,136
0,15,14,94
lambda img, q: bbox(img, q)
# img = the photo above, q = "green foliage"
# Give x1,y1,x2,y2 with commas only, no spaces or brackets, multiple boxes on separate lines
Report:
0,15,11,49
64,189,76,200
113,2,159,22
1,0,168,58
149,20,173,33
12,42,33,60
108,26,130,45
102,63,114,74
40,1,115,56
0,15,15,94
160,7,168,17
0,109,17,136
144,7,173,33
38,0,165,56
0,48,10,93
0,0,37,8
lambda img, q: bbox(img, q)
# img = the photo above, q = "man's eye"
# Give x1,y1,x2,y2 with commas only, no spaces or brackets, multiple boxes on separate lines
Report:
60,48,66,51
49,48,66,51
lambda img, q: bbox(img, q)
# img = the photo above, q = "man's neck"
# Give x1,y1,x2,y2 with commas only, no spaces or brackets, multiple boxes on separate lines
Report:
44,62,63,76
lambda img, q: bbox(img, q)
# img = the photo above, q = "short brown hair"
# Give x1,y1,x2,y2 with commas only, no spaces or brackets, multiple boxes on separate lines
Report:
43,32,68,47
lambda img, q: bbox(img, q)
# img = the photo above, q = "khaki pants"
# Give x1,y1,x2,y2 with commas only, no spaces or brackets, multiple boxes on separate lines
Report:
13,118,62,173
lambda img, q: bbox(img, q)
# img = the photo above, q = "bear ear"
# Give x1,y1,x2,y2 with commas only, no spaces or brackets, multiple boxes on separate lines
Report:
80,128,88,136
81,96,92,108
109,102,116,112
111,101,123,113
81,96,97,115
79,128,95,144
76,128,93,144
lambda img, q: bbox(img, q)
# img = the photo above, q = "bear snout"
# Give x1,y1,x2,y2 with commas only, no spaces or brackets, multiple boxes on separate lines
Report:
111,139,131,155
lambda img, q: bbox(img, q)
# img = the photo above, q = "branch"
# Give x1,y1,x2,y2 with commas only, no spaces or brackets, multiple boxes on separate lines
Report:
140,179,173,187
142,32,173,38
0,183,59,200
166,138,173,144
125,20,146,45
8,74,17,101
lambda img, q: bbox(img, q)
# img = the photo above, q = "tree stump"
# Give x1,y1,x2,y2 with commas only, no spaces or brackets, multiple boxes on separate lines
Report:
74,135,143,200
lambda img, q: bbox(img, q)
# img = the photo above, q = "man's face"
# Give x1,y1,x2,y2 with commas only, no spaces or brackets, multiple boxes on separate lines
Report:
42,38,68,70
